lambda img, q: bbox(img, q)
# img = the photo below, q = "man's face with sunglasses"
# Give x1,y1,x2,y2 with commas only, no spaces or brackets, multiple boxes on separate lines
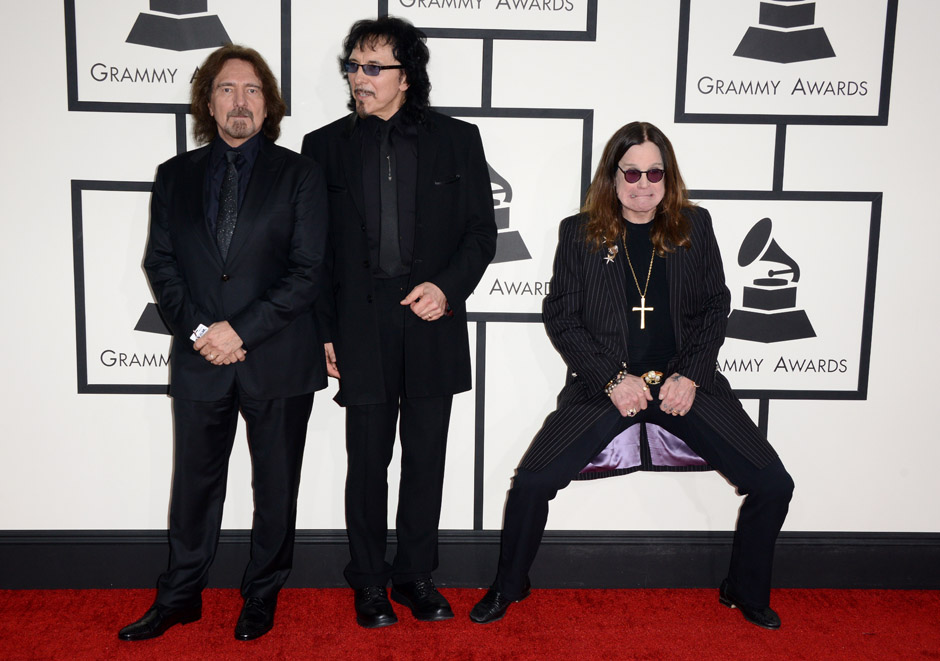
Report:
346,41,409,121
616,141,666,224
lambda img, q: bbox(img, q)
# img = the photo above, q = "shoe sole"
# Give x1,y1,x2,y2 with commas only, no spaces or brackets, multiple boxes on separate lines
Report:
234,623,274,641
356,614,398,629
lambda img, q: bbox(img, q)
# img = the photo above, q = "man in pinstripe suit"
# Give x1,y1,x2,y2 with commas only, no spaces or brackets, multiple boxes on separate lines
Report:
470,122,794,630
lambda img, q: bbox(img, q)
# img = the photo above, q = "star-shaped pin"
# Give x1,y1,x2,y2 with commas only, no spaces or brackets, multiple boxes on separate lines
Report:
604,244,618,264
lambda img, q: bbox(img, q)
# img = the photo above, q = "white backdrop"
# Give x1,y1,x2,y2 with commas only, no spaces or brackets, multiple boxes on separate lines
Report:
1,1,938,537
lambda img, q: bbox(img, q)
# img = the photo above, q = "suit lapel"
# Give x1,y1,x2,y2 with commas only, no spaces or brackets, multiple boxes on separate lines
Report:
415,120,440,225
339,114,367,226
225,138,283,263
600,235,631,350
184,146,220,266
667,242,684,350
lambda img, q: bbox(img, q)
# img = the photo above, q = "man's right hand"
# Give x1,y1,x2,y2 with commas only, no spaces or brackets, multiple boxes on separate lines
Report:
325,342,340,378
610,374,653,417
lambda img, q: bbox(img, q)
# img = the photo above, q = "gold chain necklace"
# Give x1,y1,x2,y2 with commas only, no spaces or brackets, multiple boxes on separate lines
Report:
624,239,655,330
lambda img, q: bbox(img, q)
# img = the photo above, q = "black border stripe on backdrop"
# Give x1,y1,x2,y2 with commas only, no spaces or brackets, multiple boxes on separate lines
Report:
674,0,899,126
71,180,166,396
437,106,594,203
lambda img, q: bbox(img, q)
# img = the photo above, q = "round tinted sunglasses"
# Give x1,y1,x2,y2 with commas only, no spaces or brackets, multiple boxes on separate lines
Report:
343,61,404,76
618,167,665,184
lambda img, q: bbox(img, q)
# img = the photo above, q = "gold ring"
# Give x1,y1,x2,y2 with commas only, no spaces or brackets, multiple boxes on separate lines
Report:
626,408,637,417
642,371,663,385
642,385,649,391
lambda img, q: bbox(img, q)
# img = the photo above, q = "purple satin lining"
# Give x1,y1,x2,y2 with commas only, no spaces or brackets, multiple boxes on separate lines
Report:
580,423,707,473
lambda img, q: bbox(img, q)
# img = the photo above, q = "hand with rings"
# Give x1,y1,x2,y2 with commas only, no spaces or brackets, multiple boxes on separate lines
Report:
659,372,697,417
401,281,447,322
609,374,654,418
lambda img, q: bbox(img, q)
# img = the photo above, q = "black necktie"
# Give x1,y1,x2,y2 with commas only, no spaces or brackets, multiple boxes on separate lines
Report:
216,150,239,261
378,122,405,276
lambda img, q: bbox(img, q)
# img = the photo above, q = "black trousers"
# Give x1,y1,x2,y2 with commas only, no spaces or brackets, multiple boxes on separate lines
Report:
343,276,453,589
155,380,314,609
494,391,794,608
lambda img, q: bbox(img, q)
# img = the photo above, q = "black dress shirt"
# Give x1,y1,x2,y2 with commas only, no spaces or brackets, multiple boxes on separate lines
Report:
360,111,418,278
204,132,262,235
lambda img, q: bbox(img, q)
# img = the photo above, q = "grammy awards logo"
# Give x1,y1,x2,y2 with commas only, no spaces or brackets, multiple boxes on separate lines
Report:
726,217,816,343
126,0,231,52
488,163,531,264
734,0,835,64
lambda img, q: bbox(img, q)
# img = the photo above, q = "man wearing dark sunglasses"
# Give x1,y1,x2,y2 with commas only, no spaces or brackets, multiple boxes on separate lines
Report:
302,16,496,629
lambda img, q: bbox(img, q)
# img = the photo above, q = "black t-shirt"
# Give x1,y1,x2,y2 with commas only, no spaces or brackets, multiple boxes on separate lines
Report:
621,220,676,370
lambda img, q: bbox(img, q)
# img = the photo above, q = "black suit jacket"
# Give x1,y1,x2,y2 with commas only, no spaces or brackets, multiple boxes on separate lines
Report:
301,111,497,405
519,207,779,472
144,137,329,401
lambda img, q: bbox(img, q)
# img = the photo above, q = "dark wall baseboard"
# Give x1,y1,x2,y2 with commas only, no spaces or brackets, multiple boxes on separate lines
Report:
1,530,938,590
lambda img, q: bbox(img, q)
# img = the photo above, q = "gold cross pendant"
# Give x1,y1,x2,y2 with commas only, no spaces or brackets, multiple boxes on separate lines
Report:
633,296,654,330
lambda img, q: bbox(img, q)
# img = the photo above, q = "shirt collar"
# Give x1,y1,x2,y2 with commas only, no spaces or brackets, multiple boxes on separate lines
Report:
210,131,263,165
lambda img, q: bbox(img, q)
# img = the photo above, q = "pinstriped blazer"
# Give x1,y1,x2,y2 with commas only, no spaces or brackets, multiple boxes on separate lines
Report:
518,207,778,473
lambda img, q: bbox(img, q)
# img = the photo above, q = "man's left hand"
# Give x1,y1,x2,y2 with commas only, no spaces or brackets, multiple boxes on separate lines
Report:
194,321,244,365
659,373,696,416
401,282,447,321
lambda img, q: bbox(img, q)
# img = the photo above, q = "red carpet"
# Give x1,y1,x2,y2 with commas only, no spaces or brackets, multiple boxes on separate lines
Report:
1,588,938,660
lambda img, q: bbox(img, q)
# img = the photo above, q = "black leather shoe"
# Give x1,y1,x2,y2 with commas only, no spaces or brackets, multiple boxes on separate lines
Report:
719,579,781,630
118,603,202,641
354,586,398,628
234,596,277,641
391,578,454,622
469,578,531,624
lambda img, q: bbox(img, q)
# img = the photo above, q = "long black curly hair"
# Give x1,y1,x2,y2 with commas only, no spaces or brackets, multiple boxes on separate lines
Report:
339,16,431,124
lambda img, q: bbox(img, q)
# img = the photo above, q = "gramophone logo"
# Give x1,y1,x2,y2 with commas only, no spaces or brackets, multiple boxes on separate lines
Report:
489,163,531,264
734,0,835,64
726,217,816,343
135,303,171,335
126,0,231,52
